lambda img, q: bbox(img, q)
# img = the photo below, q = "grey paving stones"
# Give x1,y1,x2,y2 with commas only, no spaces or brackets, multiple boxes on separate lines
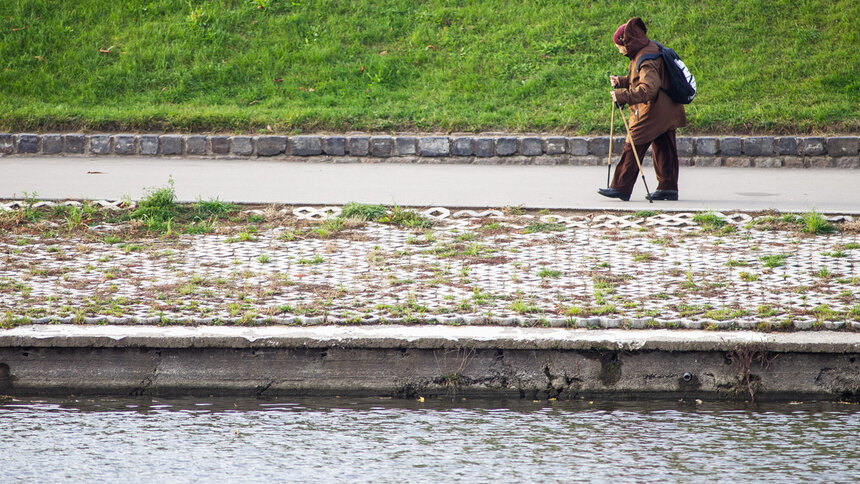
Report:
419,137,450,157
160,135,183,155
783,156,804,168
568,137,588,156
720,137,742,156
695,137,719,156
588,137,610,156
210,136,231,155
114,135,136,155
324,136,347,156
64,134,86,154
677,137,694,157
89,135,112,155
452,137,474,156
475,138,495,157
743,137,775,156
693,156,722,167
256,136,287,156
395,137,417,156
724,157,750,167
1,132,856,169
834,157,859,169
185,135,208,155
0,204,856,329
41,134,63,154
0,134,13,154
16,134,40,153
496,137,517,156
349,136,370,156
520,137,543,156
826,137,859,156
293,135,323,156
754,157,783,168
370,136,393,157
545,137,567,155
776,137,798,155
800,137,825,156
233,136,254,156
140,135,159,156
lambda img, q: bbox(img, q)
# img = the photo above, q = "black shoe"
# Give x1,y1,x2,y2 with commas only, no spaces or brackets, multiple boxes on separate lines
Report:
597,188,631,201
648,190,678,201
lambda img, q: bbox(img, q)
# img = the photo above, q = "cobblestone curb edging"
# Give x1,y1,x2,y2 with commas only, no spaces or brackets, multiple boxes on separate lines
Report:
1,133,858,168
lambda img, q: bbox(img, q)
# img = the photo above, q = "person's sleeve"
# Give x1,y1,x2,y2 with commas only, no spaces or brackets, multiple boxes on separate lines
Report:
614,61,660,105
616,76,630,89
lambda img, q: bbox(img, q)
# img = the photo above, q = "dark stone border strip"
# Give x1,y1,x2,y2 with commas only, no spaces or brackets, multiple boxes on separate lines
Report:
1,133,858,168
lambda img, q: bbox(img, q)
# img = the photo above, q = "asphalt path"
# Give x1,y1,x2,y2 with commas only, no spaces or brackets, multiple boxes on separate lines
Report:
2,156,858,213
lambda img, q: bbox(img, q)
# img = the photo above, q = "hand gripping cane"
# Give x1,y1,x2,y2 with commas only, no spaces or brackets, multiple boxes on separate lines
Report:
616,102,653,203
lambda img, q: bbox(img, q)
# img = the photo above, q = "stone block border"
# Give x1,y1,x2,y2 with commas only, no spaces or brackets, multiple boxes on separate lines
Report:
1,133,858,168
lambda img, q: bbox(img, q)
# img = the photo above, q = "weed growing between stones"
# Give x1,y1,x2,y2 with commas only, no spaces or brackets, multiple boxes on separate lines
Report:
693,211,728,231
799,210,837,235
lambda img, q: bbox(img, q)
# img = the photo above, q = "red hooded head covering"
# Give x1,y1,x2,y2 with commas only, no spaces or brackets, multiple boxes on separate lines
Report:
613,24,625,45
617,17,650,58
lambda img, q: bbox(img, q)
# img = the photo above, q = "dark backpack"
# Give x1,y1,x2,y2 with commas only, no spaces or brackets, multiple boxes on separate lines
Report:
636,41,696,104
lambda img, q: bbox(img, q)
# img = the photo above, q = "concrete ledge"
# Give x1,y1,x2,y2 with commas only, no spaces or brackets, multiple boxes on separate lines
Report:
1,325,857,400
1,133,858,168
2,325,858,352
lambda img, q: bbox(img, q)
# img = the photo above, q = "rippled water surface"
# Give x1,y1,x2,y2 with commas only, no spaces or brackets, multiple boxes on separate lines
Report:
1,397,858,483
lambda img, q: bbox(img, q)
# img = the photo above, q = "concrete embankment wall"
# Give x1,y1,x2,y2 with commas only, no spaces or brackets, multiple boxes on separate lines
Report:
1,326,858,401
2,133,859,168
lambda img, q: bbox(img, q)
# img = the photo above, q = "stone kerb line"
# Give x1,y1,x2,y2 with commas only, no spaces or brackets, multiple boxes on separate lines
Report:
1,133,858,168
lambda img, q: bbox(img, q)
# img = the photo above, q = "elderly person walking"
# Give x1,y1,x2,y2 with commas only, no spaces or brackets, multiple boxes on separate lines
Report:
598,17,686,201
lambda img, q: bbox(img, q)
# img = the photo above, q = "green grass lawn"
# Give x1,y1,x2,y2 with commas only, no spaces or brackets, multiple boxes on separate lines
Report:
1,0,857,134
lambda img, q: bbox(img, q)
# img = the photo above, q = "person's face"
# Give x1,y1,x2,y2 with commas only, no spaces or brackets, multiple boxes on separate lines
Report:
615,43,627,55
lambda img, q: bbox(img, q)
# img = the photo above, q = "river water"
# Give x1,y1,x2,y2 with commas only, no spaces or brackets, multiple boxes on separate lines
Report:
1,397,857,483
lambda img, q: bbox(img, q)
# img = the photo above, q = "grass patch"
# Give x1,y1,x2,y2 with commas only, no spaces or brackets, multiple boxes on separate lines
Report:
693,211,727,231
739,272,759,282
632,251,656,262
2,1,858,133
341,202,387,221
523,222,565,234
760,254,790,268
821,250,848,258
799,210,837,235
298,254,325,265
538,268,563,278
192,197,236,217
510,298,541,315
377,206,433,229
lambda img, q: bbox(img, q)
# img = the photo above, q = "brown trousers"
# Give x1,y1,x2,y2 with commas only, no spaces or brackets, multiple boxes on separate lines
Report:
611,130,679,194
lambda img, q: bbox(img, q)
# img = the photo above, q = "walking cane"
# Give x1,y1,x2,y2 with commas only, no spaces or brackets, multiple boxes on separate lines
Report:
616,103,653,203
607,100,615,187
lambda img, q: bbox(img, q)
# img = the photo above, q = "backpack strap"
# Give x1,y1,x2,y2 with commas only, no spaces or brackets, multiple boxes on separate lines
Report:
636,53,662,71
636,41,664,70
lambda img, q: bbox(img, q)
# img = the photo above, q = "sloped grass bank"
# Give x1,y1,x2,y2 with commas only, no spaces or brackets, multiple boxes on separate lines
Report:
1,0,858,133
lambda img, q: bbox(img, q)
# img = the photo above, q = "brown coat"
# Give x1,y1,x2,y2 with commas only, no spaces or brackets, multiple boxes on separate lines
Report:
613,18,686,145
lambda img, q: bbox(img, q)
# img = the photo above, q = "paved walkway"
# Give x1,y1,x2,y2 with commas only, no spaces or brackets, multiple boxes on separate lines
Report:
1,203,857,330
2,157,859,212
